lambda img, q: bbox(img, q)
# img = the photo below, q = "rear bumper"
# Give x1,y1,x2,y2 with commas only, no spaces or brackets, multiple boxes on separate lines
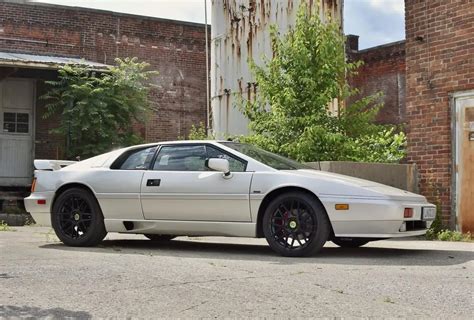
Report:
24,191,54,226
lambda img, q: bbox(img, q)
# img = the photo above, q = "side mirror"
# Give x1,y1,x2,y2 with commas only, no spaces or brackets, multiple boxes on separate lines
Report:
205,158,231,177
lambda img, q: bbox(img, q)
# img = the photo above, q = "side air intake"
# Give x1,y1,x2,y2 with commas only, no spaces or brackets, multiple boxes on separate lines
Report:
123,221,134,231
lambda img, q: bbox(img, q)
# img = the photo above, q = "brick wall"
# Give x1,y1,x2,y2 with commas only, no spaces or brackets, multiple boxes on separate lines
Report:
347,37,406,125
0,0,208,158
405,0,474,224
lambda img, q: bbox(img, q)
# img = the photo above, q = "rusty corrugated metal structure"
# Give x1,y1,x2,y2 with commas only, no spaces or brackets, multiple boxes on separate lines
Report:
211,0,343,137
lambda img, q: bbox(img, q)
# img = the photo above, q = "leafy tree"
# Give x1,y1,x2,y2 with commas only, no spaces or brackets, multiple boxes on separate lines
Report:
240,8,406,163
42,57,157,159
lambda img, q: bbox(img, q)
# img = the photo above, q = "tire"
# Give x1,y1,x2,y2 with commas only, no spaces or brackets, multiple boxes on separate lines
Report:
144,234,176,241
51,187,107,247
262,192,330,257
332,238,369,248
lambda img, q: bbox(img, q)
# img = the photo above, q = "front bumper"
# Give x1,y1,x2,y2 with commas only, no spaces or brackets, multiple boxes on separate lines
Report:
321,196,436,238
24,191,55,226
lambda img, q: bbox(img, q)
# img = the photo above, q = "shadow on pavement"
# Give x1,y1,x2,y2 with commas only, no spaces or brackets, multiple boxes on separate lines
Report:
0,305,91,319
41,238,474,267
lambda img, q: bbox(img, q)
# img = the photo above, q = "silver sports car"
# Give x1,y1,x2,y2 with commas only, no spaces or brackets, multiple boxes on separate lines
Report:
25,140,436,257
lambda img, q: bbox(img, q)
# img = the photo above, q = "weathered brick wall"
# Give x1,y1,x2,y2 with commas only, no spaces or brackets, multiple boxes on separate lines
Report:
348,39,406,125
405,0,474,224
0,0,208,158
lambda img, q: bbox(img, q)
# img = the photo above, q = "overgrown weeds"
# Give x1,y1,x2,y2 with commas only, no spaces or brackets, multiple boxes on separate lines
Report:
426,229,472,242
0,221,14,232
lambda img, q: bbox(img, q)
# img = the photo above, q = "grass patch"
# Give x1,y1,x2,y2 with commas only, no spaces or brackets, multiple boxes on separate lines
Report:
426,229,472,242
437,230,471,242
423,202,472,242
0,221,15,232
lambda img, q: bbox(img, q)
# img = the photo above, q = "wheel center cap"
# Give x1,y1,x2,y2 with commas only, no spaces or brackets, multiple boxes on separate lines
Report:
73,213,80,221
289,221,297,229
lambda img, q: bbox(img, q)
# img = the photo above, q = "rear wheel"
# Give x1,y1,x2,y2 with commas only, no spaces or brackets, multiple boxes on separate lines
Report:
332,238,370,248
52,187,107,247
262,192,330,257
144,234,176,241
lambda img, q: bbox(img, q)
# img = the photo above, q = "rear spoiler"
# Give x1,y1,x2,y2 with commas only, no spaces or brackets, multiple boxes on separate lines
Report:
34,160,77,171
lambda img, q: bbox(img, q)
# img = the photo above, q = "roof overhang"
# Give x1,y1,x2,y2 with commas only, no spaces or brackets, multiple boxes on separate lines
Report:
0,52,110,71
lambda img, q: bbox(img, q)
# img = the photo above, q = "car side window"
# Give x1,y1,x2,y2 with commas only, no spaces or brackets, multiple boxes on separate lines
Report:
113,147,156,170
206,146,246,172
153,145,207,171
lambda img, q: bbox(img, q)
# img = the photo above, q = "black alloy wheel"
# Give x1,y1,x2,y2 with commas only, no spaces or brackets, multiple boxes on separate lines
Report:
144,234,176,241
332,238,370,248
52,188,107,247
263,192,330,257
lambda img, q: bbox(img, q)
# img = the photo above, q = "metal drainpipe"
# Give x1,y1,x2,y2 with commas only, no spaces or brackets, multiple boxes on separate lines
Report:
66,100,72,159
204,0,210,135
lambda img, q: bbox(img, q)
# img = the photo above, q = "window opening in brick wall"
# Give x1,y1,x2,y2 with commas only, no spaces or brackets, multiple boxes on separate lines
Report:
3,112,29,134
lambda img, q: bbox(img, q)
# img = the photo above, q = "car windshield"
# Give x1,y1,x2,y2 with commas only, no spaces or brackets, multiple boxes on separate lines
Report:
220,142,313,170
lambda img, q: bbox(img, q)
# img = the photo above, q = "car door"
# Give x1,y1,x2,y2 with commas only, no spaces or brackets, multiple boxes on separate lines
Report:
92,146,157,220
140,143,253,222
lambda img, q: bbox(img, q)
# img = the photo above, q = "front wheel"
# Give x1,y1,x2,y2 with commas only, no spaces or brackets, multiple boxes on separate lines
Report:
332,238,370,248
51,187,107,247
262,192,330,257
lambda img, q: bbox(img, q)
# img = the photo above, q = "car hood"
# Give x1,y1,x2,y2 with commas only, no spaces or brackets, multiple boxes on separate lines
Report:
282,169,426,202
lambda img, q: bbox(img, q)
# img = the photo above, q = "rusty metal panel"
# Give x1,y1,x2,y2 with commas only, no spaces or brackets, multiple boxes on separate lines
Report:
211,0,343,136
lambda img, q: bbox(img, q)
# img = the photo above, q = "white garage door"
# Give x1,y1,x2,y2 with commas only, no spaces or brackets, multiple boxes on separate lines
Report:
0,78,35,186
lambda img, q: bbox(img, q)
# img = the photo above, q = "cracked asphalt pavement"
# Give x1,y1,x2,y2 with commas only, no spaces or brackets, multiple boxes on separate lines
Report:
0,226,473,319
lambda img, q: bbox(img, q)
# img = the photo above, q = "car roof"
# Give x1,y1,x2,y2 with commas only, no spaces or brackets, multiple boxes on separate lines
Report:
159,140,230,145
127,140,231,149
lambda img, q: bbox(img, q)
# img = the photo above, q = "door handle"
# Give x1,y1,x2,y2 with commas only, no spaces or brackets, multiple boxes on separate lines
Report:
146,179,161,187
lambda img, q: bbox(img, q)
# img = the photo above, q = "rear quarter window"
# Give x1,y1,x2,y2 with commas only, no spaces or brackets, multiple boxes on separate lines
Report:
110,146,157,170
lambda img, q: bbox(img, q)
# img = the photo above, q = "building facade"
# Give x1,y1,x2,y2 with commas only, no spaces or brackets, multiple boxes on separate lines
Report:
347,36,406,126
0,0,208,187
211,0,342,137
405,0,474,232
346,1,473,232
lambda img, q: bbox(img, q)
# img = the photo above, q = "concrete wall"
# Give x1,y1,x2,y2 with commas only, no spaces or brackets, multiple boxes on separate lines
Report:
306,161,419,192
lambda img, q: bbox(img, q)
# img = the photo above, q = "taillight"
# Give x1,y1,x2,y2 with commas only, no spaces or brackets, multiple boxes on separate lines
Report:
31,177,37,193
404,208,413,218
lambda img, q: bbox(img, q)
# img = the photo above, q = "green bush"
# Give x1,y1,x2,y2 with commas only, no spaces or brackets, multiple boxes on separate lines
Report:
240,7,406,163
42,57,157,159
187,122,214,140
